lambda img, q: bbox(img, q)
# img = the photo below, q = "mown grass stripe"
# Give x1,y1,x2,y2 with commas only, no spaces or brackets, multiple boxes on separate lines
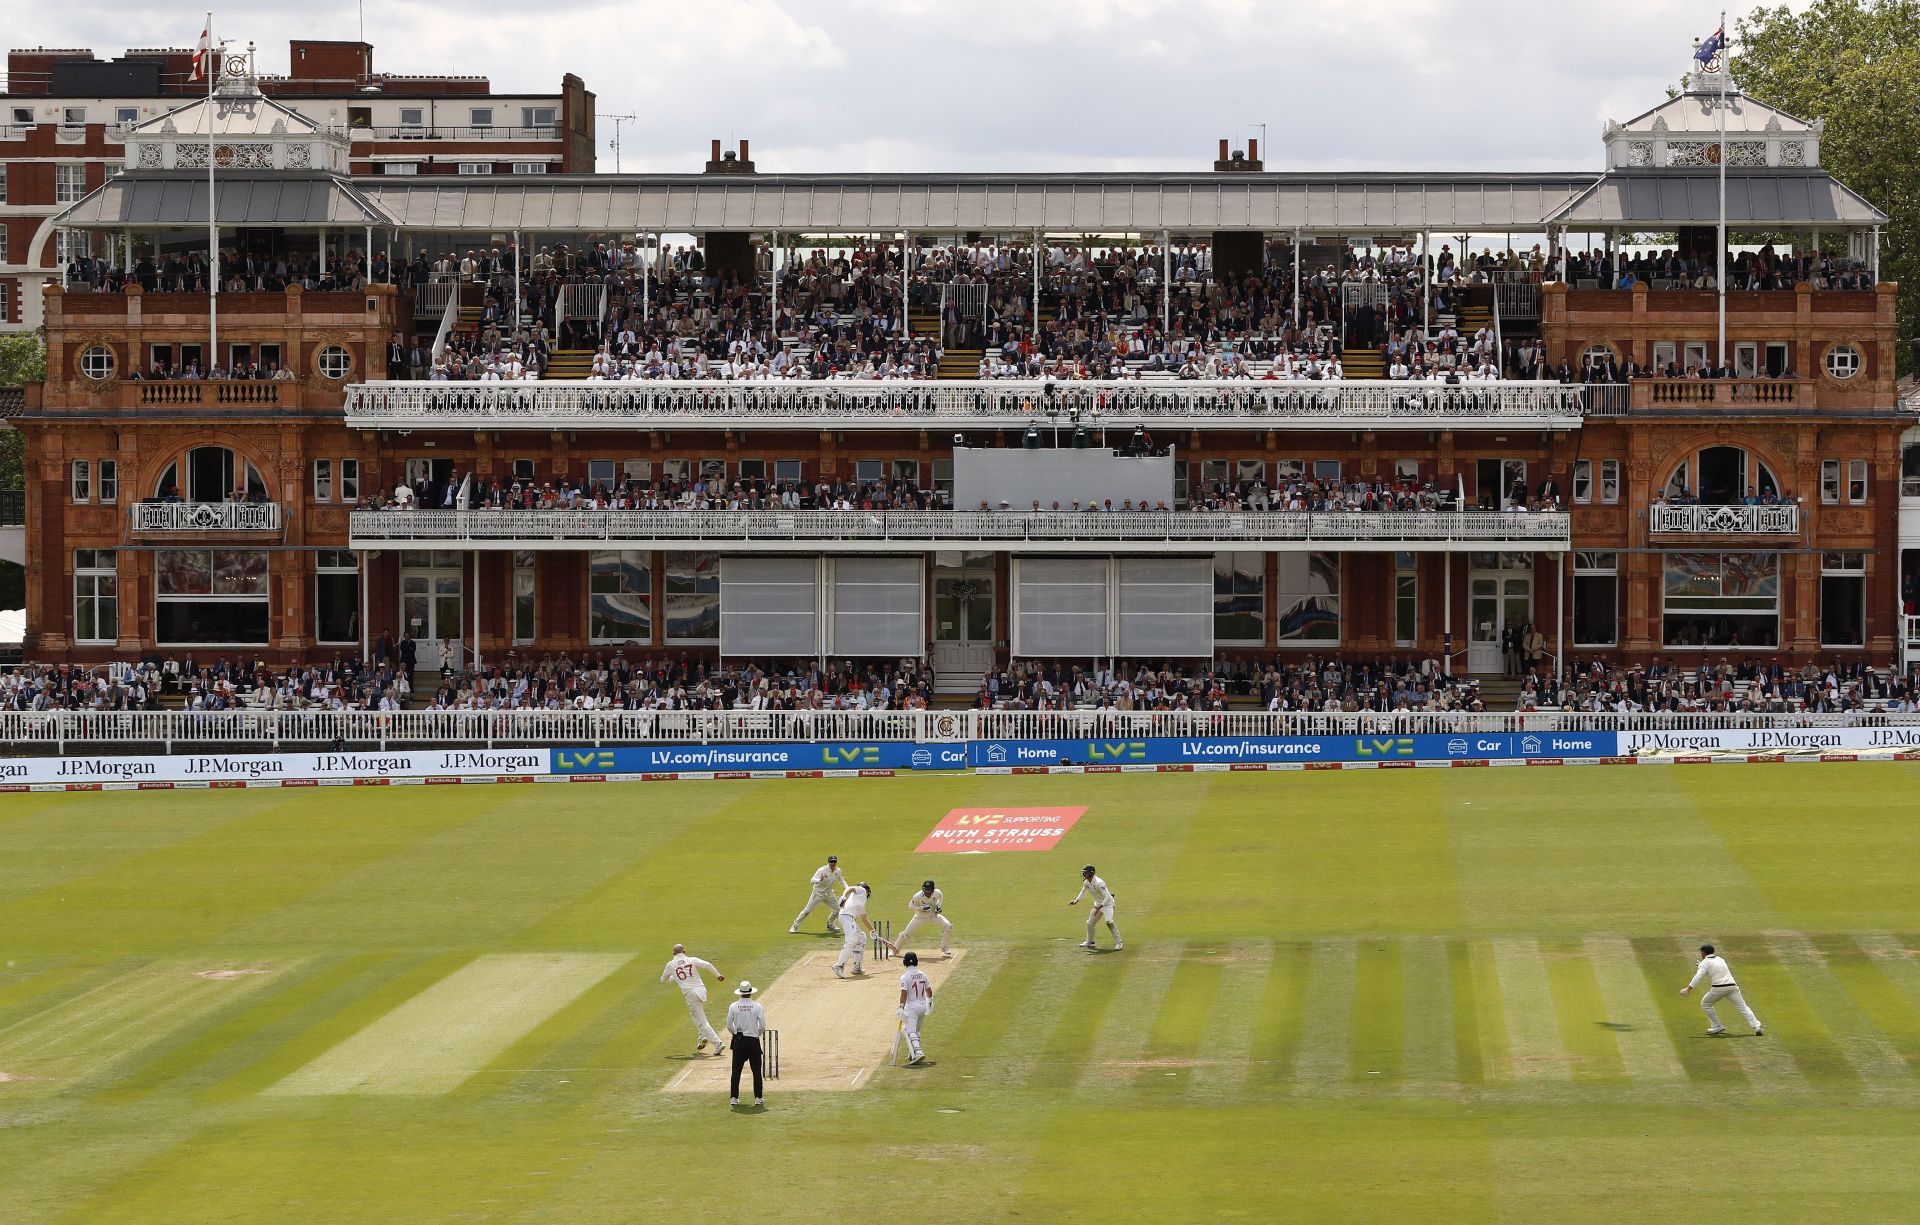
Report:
1491,938,1572,1081
1813,935,1920,1075
1449,939,1489,1084
1400,938,1457,1089
1539,939,1626,1082
268,952,630,1096
1767,930,1908,1084
1187,940,1272,1099
1853,933,1920,1016
0,962,280,1085
1633,936,1745,1084
456,953,664,1102
1018,946,1127,1092
1138,948,1224,1090
970,945,1092,1089
1584,936,1684,1082
1249,941,1311,1087
1292,940,1355,1086
1347,939,1404,1082
912,943,1039,1090
1077,946,1183,1093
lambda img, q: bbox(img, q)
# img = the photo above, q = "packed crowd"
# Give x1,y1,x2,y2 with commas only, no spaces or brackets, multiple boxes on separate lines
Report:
65,242,377,297
1519,657,1915,713
977,657,1483,712
1561,244,1876,293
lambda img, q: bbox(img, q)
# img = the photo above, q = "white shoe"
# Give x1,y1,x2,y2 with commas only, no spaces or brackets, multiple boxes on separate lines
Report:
1080,941,1096,949
730,1097,738,1105
1707,1027,1727,1036
789,925,798,933
712,1044,726,1055
833,964,846,979
1114,944,1124,951
694,1039,707,1053
943,950,953,958
754,1097,763,1106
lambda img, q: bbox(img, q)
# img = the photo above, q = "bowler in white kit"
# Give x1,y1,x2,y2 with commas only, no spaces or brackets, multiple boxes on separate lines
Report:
791,855,849,934
659,943,727,1054
897,879,953,956
1069,864,1122,950
1680,943,1763,1036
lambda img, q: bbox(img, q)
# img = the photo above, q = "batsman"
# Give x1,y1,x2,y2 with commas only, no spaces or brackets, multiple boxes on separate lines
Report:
893,951,934,1065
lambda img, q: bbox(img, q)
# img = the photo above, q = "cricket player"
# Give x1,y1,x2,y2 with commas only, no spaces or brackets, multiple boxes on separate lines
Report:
659,943,727,1054
1068,864,1122,950
832,882,877,978
897,879,953,957
791,855,849,934
897,950,934,1064
1680,943,1763,1036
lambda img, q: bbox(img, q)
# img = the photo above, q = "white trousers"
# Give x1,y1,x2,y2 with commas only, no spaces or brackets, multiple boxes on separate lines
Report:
834,921,867,972
794,889,840,930
899,911,953,953
681,991,722,1047
1085,901,1121,946
900,1003,929,1060
1701,985,1761,1032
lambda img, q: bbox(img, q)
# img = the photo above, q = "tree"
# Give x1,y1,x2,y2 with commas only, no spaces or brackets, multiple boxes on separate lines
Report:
0,331,42,610
1734,0,1920,371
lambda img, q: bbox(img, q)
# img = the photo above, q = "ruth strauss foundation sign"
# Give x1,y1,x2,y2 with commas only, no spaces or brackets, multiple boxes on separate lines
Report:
915,807,1088,853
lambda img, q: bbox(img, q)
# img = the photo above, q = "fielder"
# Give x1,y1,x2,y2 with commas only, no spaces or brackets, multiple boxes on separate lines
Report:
832,882,880,978
1068,864,1122,950
897,879,954,957
1680,943,1763,1036
790,855,849,934
659,943,727,1054
895,950,934,1065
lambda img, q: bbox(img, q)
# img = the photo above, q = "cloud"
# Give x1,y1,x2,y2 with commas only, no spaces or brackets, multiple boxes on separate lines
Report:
20,0,1821,174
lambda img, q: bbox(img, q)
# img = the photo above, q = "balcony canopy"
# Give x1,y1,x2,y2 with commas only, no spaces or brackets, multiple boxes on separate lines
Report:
1547,171,1887,228
54,170,389,229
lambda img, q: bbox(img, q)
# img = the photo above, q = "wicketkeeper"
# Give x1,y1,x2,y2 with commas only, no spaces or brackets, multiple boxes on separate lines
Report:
897,879,953,956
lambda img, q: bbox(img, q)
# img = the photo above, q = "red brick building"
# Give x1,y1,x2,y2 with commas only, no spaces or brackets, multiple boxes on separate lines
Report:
8,57,1914,691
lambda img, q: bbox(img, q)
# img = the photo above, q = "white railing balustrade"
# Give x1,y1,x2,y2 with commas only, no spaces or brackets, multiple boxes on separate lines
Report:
1649,504,1800,535
342,379,1588,430
348,508,1571,549
133,502,284,532
2,707,1919,753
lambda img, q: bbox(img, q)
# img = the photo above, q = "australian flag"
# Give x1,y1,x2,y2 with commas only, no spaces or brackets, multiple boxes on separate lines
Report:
1695,25,1725,66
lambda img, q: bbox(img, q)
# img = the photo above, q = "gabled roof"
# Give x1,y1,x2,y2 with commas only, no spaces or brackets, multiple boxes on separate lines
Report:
1609,88,1818,138
1547,171,1886,227
134,91,326,139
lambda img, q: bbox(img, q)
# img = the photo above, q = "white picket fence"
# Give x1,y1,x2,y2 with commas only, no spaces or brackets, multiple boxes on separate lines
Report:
1,707,1916,753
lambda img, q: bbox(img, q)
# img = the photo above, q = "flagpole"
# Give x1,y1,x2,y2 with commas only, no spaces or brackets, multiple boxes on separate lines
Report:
207,11,218,378
1715,10,1727,371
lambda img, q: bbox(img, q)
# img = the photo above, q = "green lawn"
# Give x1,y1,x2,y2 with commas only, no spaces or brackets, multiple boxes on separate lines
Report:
3,765,1920,1222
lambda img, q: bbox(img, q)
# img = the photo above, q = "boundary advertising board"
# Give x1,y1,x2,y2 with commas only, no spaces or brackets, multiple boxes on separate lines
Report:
965,732,1617,768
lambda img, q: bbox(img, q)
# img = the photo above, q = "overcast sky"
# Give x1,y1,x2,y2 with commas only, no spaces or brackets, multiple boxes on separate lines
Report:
20,0,1811,173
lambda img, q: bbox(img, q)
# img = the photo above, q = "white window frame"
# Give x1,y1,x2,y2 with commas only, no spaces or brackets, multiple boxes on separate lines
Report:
1820,552,1867,649
521,105,557,130
314,549,360,645
469,106,493,129
99,459,116,504
398,107,425,129
1821,459,1842,505
1599,459,1621,504
316,345,353,380
54,162,86,203
456,162,495,176
1824,343,1861,380
1848,459,1868,505
70,459,91,503
313,458,333,502
74,549,119,644
1573,550,1619,647
382,161,420,176
340,459,359,502
510,161,549,175
79,345,114,380
1571,458,1592,504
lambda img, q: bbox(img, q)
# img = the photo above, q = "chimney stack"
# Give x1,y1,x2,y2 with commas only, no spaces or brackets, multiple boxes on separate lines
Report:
704,137,756,175
1249,137,1259,163
1213,136,1262,173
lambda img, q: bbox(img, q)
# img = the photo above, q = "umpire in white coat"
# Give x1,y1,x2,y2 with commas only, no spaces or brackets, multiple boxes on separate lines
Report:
725,982,768,1107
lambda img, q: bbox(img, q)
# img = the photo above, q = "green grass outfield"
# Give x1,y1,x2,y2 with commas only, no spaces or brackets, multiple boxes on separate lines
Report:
3,764,1920,1222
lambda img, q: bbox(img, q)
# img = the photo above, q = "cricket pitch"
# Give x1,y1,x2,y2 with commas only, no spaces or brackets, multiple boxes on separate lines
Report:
661,947,967,1093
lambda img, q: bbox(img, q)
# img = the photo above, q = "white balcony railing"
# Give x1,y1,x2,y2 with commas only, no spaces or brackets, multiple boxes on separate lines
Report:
342,379,1589,431
3,707,1919,753
1649,503,1800,535
133,502,283,532
349,508,1570,552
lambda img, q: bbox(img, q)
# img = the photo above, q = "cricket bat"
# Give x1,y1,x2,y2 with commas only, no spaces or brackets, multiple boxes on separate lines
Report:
888,1016,903,1065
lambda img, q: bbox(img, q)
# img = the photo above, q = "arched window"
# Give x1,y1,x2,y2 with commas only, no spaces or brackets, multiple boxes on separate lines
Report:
1663,446,1783,505
153,446,269,503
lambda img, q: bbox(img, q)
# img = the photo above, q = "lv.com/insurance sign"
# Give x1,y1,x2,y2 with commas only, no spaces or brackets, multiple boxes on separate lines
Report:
968,732,1616,768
